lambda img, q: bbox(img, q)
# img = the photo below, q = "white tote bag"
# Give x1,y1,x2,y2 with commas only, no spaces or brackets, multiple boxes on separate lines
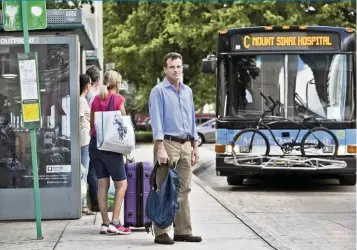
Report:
94,96,135,154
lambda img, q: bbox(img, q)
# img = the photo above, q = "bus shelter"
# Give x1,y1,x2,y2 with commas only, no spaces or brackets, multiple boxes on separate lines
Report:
0,9,96,220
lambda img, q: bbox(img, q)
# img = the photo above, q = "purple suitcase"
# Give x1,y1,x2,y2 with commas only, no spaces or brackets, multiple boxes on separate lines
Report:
124,161,152,231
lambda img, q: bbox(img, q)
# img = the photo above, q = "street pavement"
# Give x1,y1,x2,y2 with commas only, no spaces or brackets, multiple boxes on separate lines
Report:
0,143,281,250
195,144,357,250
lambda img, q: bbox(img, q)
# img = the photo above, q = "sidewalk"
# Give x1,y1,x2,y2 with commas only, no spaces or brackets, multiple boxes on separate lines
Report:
0,145,275,250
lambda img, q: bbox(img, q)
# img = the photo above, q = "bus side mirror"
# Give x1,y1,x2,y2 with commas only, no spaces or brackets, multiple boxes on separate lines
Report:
202,54,217,74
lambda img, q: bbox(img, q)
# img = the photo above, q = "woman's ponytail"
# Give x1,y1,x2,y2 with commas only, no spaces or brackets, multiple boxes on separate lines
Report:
99,85,108,99
100,70,122,99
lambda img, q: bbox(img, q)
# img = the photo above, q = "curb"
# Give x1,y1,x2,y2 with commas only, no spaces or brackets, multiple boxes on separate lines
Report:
192,159,214,175
192,174,293,250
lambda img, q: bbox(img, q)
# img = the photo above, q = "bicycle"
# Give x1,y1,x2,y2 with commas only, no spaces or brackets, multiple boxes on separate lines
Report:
231,92,339,160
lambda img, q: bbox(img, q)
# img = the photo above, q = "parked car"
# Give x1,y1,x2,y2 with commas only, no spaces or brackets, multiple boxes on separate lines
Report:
136,117,151,131
196,118,216,146
136,113,214,131
195,113,215,125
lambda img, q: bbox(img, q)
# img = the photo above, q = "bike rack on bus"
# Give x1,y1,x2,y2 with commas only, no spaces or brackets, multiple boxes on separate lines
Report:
224,153,347,170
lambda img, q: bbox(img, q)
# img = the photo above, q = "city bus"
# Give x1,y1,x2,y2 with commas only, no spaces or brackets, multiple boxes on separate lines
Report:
202,26,356,186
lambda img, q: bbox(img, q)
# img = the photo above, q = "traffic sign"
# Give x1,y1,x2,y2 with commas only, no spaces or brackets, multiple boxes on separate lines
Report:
18,52,41,127
2,0,47,31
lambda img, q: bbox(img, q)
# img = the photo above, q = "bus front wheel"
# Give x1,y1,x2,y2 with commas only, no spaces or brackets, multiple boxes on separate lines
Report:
339,174,356,186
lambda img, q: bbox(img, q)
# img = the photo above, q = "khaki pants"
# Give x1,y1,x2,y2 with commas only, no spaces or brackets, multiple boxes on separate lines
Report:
153,140,193,236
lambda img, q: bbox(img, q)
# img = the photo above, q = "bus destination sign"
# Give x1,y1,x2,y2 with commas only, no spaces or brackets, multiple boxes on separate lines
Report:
234,32,340,51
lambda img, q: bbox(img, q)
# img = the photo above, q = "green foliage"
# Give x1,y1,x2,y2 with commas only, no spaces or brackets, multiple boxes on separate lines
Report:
46,1,95,13
135,131,153,143
0,1,95,13
0,1,95,12
103,1,356,112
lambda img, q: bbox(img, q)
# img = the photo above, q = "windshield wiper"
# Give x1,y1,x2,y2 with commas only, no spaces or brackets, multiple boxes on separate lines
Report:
293,92,328,120
293,92,314,115
260,92,282,116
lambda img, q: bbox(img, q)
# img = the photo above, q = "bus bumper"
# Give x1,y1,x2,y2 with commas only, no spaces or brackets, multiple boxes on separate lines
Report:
216,154,356,177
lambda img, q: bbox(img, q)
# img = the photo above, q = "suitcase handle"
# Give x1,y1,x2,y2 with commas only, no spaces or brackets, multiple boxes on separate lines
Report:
125,154,135,163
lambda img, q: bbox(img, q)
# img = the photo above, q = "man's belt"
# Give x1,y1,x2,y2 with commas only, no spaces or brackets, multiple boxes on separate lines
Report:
164,135,194,144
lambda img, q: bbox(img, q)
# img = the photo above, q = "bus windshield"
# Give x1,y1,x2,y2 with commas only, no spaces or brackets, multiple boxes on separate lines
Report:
219,53,354,121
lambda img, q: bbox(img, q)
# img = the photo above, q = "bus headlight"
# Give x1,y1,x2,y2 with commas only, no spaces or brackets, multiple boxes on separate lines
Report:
322,146,334,153
240,146,250,153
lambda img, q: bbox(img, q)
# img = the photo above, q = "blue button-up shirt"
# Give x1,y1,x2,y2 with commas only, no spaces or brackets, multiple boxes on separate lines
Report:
149,78,198,141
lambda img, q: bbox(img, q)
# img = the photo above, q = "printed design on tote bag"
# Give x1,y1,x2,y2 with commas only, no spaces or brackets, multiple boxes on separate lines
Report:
95,121,103,145
113,114,128,141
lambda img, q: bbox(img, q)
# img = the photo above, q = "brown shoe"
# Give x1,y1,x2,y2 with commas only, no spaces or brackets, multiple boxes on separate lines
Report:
154,233,174,244
174,234,202,242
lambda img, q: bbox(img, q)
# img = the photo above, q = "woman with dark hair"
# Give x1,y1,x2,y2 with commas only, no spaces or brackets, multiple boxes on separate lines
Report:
79,74,94,215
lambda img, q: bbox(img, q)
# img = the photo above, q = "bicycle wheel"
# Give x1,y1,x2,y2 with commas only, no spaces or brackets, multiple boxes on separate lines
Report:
300,127,339,159
231,128,270,156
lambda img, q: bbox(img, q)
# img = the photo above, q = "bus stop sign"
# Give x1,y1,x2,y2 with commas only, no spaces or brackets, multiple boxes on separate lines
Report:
2,0,47,31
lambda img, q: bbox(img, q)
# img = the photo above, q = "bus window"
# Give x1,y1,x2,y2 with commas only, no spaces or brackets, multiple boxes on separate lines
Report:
226,55,284,117
223,53,352,121
295,56,326,118
294,54,349,121
326,55,347,120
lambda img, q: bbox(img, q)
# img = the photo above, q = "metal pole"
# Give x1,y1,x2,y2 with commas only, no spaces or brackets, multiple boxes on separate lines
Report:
284,55,288,118
21,1,30,53
21,0,43,240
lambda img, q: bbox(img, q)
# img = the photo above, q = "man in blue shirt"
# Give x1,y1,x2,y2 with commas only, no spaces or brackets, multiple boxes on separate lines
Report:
149,52,202,245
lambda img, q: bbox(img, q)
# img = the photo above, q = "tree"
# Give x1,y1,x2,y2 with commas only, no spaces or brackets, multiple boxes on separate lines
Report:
0,1,94,12
103,1,356,112
104,2,223,112
0,1,95,12
46,1,95,13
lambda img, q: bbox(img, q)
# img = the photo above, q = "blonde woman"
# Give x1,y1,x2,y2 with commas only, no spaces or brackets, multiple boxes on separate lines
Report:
89,70,131,235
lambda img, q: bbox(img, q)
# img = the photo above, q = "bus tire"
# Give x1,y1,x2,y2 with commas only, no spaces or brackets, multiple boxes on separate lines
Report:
339,174,356,186
232,128,270,156
227,175,244,186
300,127,339,159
